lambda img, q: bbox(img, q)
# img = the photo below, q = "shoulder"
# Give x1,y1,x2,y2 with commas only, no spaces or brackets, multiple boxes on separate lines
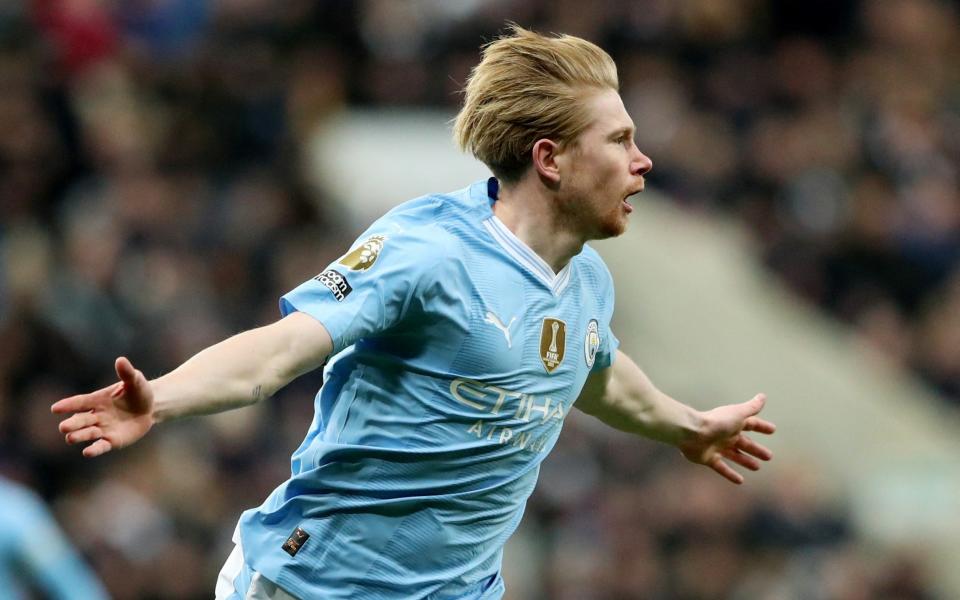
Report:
574,244,617,309
337,213,465,293
577,244,615,287
373,210,464,256
389,222,464,265
377,182,484,231
360,185,482,260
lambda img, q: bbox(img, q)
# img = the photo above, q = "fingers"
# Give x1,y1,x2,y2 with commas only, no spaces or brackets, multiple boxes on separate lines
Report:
52,382,122,415
701,393,774,485
737,394,775,436
58,411,98,434
65,427,103,445
709,456,744,485
51,359,138,459
51,392,98,415
708,431,775,485
721,447,761,471
744,416,776,435
736,435,773,461
82,439,113,458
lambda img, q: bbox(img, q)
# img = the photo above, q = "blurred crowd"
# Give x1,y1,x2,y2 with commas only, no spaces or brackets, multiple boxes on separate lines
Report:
0,0,955,598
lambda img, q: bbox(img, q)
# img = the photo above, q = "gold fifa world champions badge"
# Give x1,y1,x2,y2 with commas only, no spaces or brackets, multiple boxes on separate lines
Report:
539,318,566,373
339,235,387,271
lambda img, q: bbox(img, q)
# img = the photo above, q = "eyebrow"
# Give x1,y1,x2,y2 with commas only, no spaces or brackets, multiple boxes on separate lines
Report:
609,126,635,139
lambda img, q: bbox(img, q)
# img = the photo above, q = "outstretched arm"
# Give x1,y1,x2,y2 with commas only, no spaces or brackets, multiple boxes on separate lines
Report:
51,311,332,457
574,350,776,484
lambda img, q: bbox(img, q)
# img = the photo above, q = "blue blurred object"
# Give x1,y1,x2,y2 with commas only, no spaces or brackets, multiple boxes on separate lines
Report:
115,0,210,62
0,476,108,600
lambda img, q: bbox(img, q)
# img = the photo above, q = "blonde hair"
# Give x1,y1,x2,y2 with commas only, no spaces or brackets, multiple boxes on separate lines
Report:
453,24,619,183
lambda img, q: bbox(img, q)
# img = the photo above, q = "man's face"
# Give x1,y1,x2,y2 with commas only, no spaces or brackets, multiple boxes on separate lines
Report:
554,89,653,240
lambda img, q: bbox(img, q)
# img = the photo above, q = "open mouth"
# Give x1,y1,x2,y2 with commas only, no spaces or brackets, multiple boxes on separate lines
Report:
623,186,642,213
623,181,644,213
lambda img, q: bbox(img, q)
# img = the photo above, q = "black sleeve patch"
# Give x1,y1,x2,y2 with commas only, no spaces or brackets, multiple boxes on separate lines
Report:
314,269,353,301
281,527,310,557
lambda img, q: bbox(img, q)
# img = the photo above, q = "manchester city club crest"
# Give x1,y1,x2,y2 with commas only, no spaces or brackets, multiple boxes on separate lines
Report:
539,317,566,373
584,319,600,368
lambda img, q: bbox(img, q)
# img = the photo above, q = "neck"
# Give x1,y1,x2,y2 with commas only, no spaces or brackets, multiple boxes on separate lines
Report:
492,177,585,274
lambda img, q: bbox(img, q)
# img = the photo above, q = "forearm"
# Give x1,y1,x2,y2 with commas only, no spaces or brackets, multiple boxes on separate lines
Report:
577,351,702,445
578,353,775,484
602,382,701,445
152,330,278,422
152,314,331,422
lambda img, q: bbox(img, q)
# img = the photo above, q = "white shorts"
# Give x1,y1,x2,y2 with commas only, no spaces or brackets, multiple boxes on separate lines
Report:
215,525,298,600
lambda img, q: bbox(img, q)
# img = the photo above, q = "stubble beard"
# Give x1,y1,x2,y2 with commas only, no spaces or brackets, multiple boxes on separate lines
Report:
557,189,628,242
601,212,628,239
595,206,627,239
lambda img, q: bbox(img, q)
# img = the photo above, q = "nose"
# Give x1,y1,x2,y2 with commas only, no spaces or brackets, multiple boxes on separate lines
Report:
632,147,653,176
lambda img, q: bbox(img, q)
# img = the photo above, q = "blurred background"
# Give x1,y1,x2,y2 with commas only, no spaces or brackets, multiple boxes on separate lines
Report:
1,0,959,598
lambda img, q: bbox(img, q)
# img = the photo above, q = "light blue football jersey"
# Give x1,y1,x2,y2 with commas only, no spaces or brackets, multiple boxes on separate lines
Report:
238,178,619,599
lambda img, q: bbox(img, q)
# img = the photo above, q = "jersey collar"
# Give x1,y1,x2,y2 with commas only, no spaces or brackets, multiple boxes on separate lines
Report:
479,178,574,296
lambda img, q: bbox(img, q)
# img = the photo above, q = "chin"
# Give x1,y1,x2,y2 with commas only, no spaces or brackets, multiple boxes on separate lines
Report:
593,217,628,240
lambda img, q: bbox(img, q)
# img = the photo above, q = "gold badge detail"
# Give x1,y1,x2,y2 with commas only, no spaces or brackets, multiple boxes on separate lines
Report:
539,318,566,373
338,235,387,271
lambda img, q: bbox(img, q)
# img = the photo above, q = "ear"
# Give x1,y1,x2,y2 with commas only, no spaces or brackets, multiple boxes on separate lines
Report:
531,138,562,185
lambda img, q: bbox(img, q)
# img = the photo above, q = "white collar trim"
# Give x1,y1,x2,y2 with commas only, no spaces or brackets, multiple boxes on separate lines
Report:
482,216,573,295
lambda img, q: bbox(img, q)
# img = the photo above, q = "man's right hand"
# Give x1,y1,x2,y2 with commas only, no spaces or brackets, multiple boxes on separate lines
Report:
51,357,155,458
51,313,334,457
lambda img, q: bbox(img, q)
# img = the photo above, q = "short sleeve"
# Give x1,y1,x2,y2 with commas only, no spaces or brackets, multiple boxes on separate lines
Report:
280,225,449,354
590,255,619,373
592,326,619,372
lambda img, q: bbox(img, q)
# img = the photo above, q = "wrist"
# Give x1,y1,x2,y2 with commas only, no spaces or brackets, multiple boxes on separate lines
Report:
671,404,705,447
148,377,170,425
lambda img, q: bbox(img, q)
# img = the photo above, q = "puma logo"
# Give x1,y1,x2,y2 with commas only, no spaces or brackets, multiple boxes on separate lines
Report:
484,312,517,349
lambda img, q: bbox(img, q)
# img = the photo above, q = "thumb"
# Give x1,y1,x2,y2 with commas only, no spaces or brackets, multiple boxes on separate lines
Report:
739,393,767,417
115,356,140,389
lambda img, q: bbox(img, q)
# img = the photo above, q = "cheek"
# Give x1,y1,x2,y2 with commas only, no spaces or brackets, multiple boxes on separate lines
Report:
581,158,614,190
598,152,626,181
